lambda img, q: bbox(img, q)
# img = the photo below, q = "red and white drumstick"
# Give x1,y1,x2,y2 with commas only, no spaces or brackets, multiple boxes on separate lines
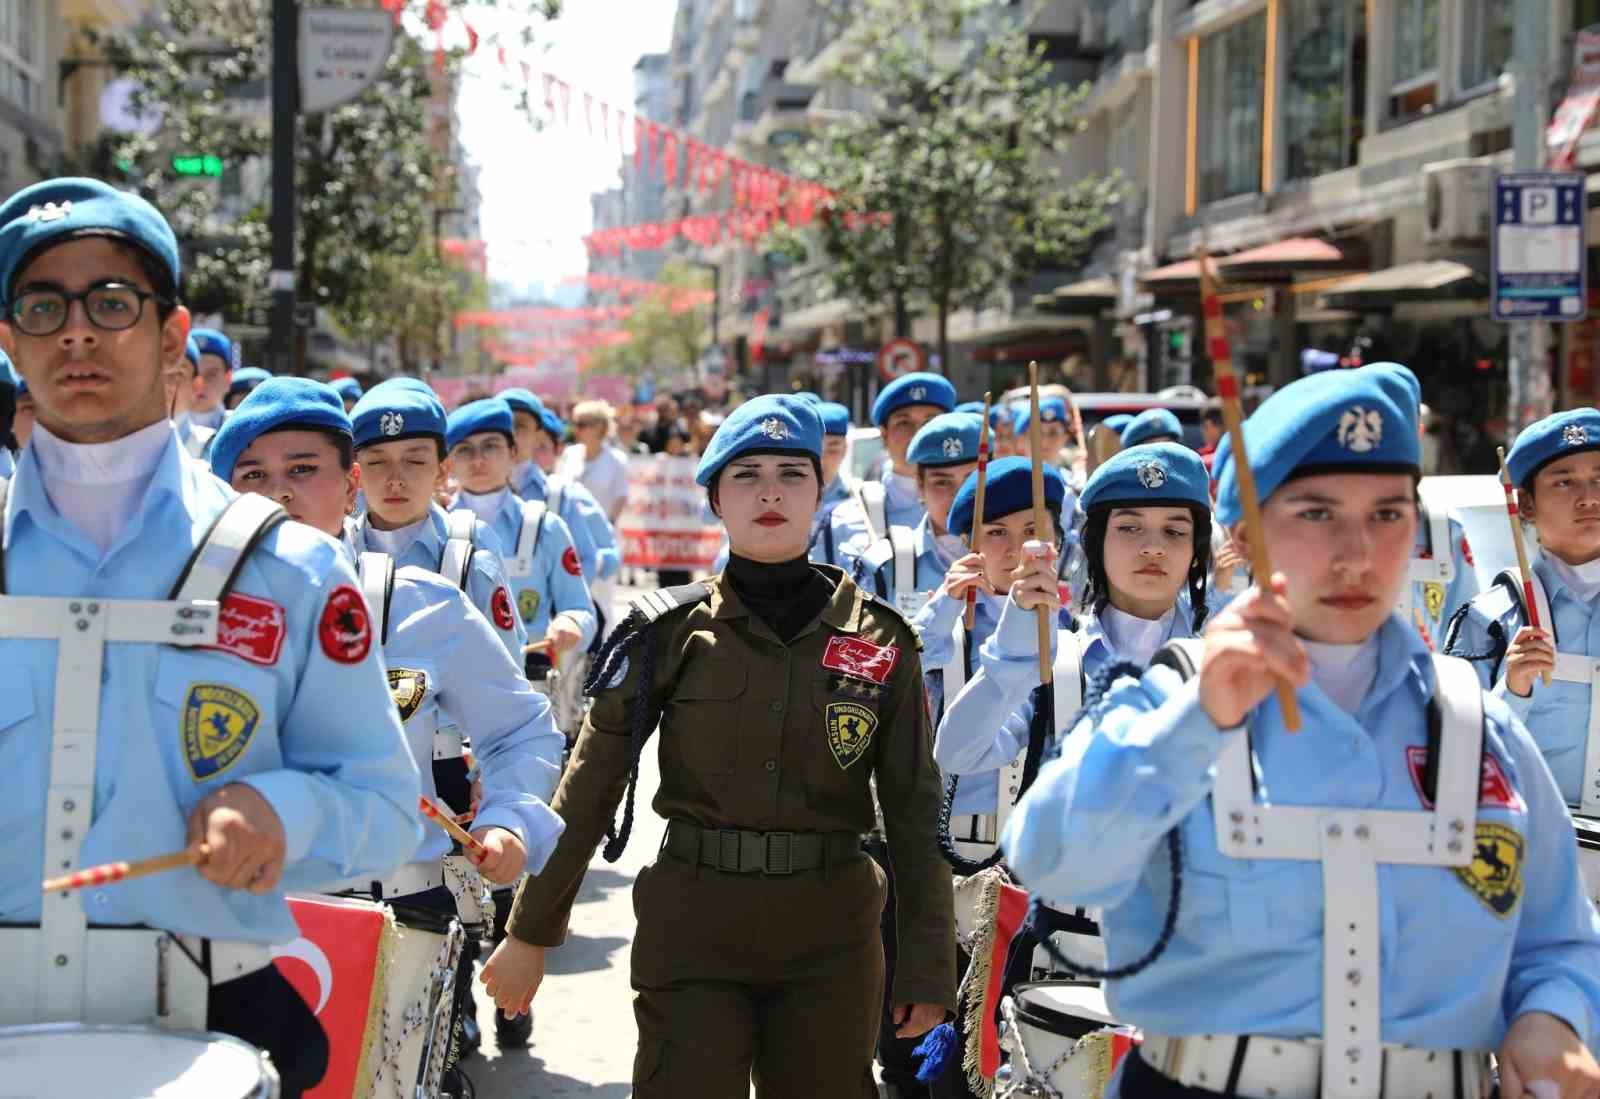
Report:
965,391,993,632
1412,607,1436,653
523,638,554,657
1497,446,1551,687
419,795,489,858
43,844,210,894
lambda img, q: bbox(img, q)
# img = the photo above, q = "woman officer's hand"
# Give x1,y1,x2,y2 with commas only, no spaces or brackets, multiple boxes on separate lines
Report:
1198,573,1310,729
893,1002,947,1039
1010,541,1059,613
480,935,547,1019
1499,1011,1600,1099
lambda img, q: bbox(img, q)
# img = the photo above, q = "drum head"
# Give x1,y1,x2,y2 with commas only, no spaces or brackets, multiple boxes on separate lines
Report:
1574,814,1600,850
0,1024,270,1097
1014,980,1116,1040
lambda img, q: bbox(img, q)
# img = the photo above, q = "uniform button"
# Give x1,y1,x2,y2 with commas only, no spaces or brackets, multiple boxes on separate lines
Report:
764,759,777,772
769,700,784,713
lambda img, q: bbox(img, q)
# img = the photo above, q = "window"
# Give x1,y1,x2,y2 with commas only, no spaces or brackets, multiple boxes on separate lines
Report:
1390,0,1439,90
0,0,38,114
1284,0,1367,180
1459,0,1513,91
1196,13,1266,204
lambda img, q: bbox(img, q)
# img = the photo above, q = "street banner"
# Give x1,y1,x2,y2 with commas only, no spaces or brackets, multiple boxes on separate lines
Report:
618,455,723,569
1549,27,1600,169
299,7,395,115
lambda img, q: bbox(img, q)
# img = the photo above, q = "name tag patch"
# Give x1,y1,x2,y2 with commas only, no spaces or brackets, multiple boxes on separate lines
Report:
821,635,899,685
1405,747,1525,812
826,702,877,770
1455,821,1524,917
387,668,428,723
209,592,286,666
183,683,260,780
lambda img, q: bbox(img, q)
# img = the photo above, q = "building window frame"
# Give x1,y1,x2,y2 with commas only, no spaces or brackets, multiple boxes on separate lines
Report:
1191,9,1269,208
1387,0,1440,118
0,0,41,115
1456,0,1513,96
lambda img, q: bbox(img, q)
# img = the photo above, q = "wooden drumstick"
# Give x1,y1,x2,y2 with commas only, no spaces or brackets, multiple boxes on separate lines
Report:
1027,362,1054,686
965,391,993,631
419,795,490,858
43,844,210,894
523,638,554,657
1497,446,1551,687
1196,244,1301,730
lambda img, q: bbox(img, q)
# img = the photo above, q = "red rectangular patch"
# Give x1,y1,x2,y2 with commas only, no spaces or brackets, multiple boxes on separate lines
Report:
1406,746,1525,812
209,592,287,666
822,635,899,685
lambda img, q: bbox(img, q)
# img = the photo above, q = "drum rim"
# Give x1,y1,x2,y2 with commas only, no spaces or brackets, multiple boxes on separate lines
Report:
1574,812,1600,847
1012,979,1115,1031
0,1022,271,1060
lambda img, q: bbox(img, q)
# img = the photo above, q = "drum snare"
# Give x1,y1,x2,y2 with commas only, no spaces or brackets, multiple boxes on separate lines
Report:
442,854,493,939
1000,980,1136,1099
0,1023,278,1098
379,901,466,1099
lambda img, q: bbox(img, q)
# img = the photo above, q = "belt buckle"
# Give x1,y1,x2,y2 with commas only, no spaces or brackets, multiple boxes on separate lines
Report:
765,832,795,875
716,829,742,873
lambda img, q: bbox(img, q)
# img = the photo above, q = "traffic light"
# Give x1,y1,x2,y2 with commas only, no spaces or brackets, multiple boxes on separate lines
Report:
172,154,224,178
1167,328,1188,357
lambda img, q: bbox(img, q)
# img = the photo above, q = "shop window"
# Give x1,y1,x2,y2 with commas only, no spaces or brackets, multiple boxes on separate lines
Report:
1389,0,1438,117
1196,13,1266,205
0,0,38,115
1459,0,1513,92
1284,0,1367,181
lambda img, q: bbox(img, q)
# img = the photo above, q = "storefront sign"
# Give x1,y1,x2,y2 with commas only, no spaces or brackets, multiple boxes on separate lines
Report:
299,7,394,115
1492,172,1587,322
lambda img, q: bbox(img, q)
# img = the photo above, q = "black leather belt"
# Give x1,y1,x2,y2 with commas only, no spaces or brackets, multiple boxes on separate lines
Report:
663,820,861,875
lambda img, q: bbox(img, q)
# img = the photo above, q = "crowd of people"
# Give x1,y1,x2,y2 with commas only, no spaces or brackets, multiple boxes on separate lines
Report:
5,174,1600,1099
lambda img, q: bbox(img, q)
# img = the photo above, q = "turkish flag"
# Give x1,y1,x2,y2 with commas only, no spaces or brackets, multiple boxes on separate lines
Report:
980,883,1029,1078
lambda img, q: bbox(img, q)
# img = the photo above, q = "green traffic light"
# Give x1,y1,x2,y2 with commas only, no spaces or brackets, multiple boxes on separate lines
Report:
172,154,224,178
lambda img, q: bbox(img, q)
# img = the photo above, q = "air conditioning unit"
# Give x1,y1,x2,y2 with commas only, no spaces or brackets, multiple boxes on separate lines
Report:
1423,158,1495,245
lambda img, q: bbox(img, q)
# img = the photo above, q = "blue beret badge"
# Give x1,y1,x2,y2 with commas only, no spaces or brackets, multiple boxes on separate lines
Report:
28,202,73,224
1337,406,1384,453
380,411,405,437
1137,460,1167,490
1565,423,1589,447
760,416,789,441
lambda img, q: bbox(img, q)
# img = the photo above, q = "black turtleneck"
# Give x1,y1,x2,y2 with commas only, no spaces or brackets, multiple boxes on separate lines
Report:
725,552,835,643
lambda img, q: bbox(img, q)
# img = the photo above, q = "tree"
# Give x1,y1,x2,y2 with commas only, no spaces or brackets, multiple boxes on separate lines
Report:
783,0,1118,373
582,261,713,381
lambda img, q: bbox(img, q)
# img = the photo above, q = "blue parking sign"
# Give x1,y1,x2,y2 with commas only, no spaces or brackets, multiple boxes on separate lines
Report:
1492,171,1587,322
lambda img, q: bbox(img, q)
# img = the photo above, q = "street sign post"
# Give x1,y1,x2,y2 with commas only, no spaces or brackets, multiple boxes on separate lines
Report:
298,7,395,115
1492,171,1587,323
876,338,925,382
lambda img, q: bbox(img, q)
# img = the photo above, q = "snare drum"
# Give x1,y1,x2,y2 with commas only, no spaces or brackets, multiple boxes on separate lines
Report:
442,854,493,939
383,901,466,1098
1003,981,1134,1099
1575,814,1600,908
0,1023,278,1097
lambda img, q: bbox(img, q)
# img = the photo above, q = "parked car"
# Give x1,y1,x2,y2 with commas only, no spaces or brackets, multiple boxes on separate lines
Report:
999,385,1212,450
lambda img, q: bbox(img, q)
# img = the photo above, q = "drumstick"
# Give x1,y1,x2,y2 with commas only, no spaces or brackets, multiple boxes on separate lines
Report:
1196,244,1301,730
43,844,210,894
1497,446,1551,687
965,391,993,631
419,795,490,858
523,638,554,656
1027,362,1054,686
1412,607,1435,653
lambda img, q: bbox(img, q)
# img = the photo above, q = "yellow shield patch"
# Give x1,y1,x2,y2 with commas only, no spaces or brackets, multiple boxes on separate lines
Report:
826,702,877,770
518,588,541,623
182,683,260,781
1423,581,1446,622
1455,822,1524,916
387,667,429,723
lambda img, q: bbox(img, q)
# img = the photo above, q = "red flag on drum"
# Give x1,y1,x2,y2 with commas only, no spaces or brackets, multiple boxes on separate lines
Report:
981,883,1030,1078
271,894,392,1098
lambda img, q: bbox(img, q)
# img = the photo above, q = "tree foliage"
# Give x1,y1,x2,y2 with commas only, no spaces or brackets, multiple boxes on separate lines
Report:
783,0,1118,371
583,261,713,380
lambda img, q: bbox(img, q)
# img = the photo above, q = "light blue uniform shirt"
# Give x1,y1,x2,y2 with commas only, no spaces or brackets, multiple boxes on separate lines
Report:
1449,553,1597,807
856,514,951,604
456,489,596,650
1410,513,1480,646
913,589,1002,816
0,431,422,942
830,472,925,574
353,503,527,661
807,475,856,565
353,546,566,873
513,461,618,582
1003,616,1600,1050
173,414,214,461
0,447,12,479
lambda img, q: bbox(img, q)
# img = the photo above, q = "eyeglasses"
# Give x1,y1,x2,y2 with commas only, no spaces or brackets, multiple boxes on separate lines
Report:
451,437,511,461
9,283,173,336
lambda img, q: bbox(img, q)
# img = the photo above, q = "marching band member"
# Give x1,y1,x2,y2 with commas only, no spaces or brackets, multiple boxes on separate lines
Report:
187,325,235,432
827,371,956,569
480,394,956,1098
168,334,211,460
856,411,985,617
330,375,362,412
447,397,597,663
0,348,16,478
224,364,271,411
348,377,528,661
1447,408,1600,810
1005,365,1600,1099
989,402,1020,459
1118,407,1183,449
1014,395,1074,468
806,400,856,564
11,374,31,448
0,177,422,1098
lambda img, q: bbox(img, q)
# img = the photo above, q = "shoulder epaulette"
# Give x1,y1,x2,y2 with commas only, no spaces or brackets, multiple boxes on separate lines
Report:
627,580,715,624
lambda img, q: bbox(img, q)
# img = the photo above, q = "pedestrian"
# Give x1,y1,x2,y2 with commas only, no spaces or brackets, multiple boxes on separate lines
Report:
1006,364,1600,1098
479,394,956,1098
560,398,631,522
0,176,423,1098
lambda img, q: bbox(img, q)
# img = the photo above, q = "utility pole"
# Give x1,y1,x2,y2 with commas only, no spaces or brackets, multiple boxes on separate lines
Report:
1508,0,1552,437
268,0,298,375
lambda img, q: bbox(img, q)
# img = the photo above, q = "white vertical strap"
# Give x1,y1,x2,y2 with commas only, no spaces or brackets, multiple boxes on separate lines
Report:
858,481,886,544
504,502,544,578
940,619,967,703
1415,481,1456,584
171,494,285,604
1051,637,1082,733
1584,662,1600,817
1429,654,1485,860
1320,811,1381,1099
440,511,476,590
358,552,392,646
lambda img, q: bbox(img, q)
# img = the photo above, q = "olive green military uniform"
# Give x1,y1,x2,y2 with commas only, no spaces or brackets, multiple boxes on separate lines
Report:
509,568,956,1098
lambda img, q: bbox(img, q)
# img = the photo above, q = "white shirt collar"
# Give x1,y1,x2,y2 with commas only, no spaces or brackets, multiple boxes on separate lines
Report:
364,514,430,557
456,487,510,527
1098,603,1178,668
28,418,175,555
1543,550,1600,604
1302,633,1381,715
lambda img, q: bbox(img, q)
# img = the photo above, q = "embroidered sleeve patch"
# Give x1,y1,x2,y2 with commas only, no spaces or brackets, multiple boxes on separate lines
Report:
1455,821,1523,916
1406,747,1526,812
821,635,899,685
491,586,517,630
387,668,428,723
517,588,542,624
318,584,373,665
183,683,261,780
826,702,877,769
562,546,581,576
209,592,286,666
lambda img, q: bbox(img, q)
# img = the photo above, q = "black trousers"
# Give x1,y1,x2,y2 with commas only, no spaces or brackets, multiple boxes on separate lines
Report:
209,964,329,1099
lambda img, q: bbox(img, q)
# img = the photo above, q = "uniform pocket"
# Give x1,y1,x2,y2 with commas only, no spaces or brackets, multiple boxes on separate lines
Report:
0,665,41,830
662,659,746,776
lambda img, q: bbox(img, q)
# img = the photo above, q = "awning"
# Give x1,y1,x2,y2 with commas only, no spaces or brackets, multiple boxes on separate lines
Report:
1139,255,1226,297
1318,260,1486,307
1045,275,1118,314
1217,237,1366,282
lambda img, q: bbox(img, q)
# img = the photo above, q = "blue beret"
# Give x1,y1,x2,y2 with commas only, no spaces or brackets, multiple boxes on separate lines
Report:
1212,364,1420,526
948,455,1067,539
190,328,238,371
209,377,351,482
330,377,363,402
536,407,564,438
184,336,200,368
1506,408,1600,488
499,387,545,417
1366,361,1422,416
955,400,984,416
0,177,180,300
1120,408,1183,447
226,366,271,400
0,348,14,389
908,412,987,468
1080,442,1211,513
351,377,448,449
989,403,1014,428
1100,413,1134,435
871,372,955,427
795,391,824,407
817,401,851,436
1015,396,1068,436
15,377,25,396
447,397,516,451
695,394,823,487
